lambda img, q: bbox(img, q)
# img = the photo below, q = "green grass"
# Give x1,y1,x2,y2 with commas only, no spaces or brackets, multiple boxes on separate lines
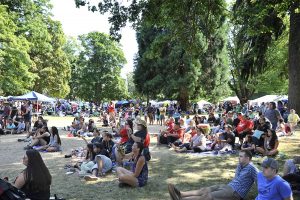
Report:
1,125,300,200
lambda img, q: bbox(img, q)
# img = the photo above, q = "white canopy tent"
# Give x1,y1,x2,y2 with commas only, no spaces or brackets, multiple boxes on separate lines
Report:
249,95,279,106
197,100,212,108
222,96,240,103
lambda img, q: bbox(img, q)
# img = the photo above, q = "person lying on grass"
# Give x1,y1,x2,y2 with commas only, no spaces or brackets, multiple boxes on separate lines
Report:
116,142,148,187
83,142,112,181
168,150,258,200
35,126,61,152
171,127,206,153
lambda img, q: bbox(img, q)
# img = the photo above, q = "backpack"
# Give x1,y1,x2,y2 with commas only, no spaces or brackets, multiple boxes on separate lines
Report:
0,179,26,200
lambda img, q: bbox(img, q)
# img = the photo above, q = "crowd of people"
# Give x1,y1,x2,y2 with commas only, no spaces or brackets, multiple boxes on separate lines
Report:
0,99,299,200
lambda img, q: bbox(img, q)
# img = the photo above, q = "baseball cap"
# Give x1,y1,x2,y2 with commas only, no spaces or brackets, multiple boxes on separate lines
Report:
261,158,279,171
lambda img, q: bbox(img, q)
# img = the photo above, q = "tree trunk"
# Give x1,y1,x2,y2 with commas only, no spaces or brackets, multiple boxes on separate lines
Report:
288,2,300,114
178,87,189,112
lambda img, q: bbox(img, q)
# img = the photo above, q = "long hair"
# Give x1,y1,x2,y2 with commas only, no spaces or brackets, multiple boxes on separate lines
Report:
126,119,133,132
51,126,61,145
135,142,144,155
86,143,95,160
269,130,278,149
25,150,51,191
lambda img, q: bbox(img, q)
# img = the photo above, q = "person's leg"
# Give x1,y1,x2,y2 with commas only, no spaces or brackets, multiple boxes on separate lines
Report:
46,146,59,152
255,147,266,154
267,149,278,156
181,187,211,197
167,136,178,144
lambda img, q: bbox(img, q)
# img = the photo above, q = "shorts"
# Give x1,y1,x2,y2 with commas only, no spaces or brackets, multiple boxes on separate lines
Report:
209,184,242,200
160,114,165,120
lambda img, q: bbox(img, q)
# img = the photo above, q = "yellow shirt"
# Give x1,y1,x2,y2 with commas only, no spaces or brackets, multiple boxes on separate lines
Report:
288,113,300,123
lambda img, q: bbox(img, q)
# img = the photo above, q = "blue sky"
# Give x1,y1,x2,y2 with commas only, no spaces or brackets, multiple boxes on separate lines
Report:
50,0,138,78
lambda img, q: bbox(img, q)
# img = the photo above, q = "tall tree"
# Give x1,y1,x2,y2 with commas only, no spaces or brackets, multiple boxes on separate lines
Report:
228,0,284,104
0,5,36,95
1,0,71,97
288,1,300,113
75,32,127,102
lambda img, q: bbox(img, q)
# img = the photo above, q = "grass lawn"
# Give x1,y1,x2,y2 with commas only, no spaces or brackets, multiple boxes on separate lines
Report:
0,117,299,200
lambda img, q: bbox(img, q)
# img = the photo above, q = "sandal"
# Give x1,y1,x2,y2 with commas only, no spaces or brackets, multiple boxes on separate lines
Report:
168,184,180,200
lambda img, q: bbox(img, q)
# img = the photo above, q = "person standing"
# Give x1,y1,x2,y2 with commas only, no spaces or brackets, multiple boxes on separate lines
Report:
159,105,167,126
256,158,293,200
264,102,282,130
108,101,115,125
146,103,154,125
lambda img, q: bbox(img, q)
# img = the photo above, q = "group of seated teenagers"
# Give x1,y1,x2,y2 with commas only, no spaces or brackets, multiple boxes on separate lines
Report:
17,116,62,152
65,116,97,137
0,117,25,135
64,117,150,187
155,109,298,157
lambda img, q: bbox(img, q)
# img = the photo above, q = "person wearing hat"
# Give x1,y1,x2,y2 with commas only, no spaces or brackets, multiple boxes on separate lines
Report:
256,158,293,200
169,150,258,200
124,119,148,153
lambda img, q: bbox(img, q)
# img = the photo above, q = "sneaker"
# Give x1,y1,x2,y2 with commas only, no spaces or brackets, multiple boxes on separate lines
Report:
84,175,99,181
17,139,25,142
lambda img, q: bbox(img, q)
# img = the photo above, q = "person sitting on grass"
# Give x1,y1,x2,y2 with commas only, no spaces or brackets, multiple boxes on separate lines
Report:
24,126,50,150
159,122,184,147
157,117,175,145
256,158,293,200
14,117,25,134
172,127,206,153
36,126,61,152
76,143,95,176
102,131,115,158
13,149,51,200
4,118,16,134
84,142,112,181
211,124,235,152
276,118,292,137
282,156,300,193
256,129,279,156
168,150,258,200
116,142,148,187
241,134,255,154
288,109,300,134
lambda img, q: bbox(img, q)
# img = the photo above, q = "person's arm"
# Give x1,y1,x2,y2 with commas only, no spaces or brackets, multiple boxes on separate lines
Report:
272,140,279,150
13,172,26,189
35,132,50,139
130,134,143,142
133,156,146,178
81,136,88,145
